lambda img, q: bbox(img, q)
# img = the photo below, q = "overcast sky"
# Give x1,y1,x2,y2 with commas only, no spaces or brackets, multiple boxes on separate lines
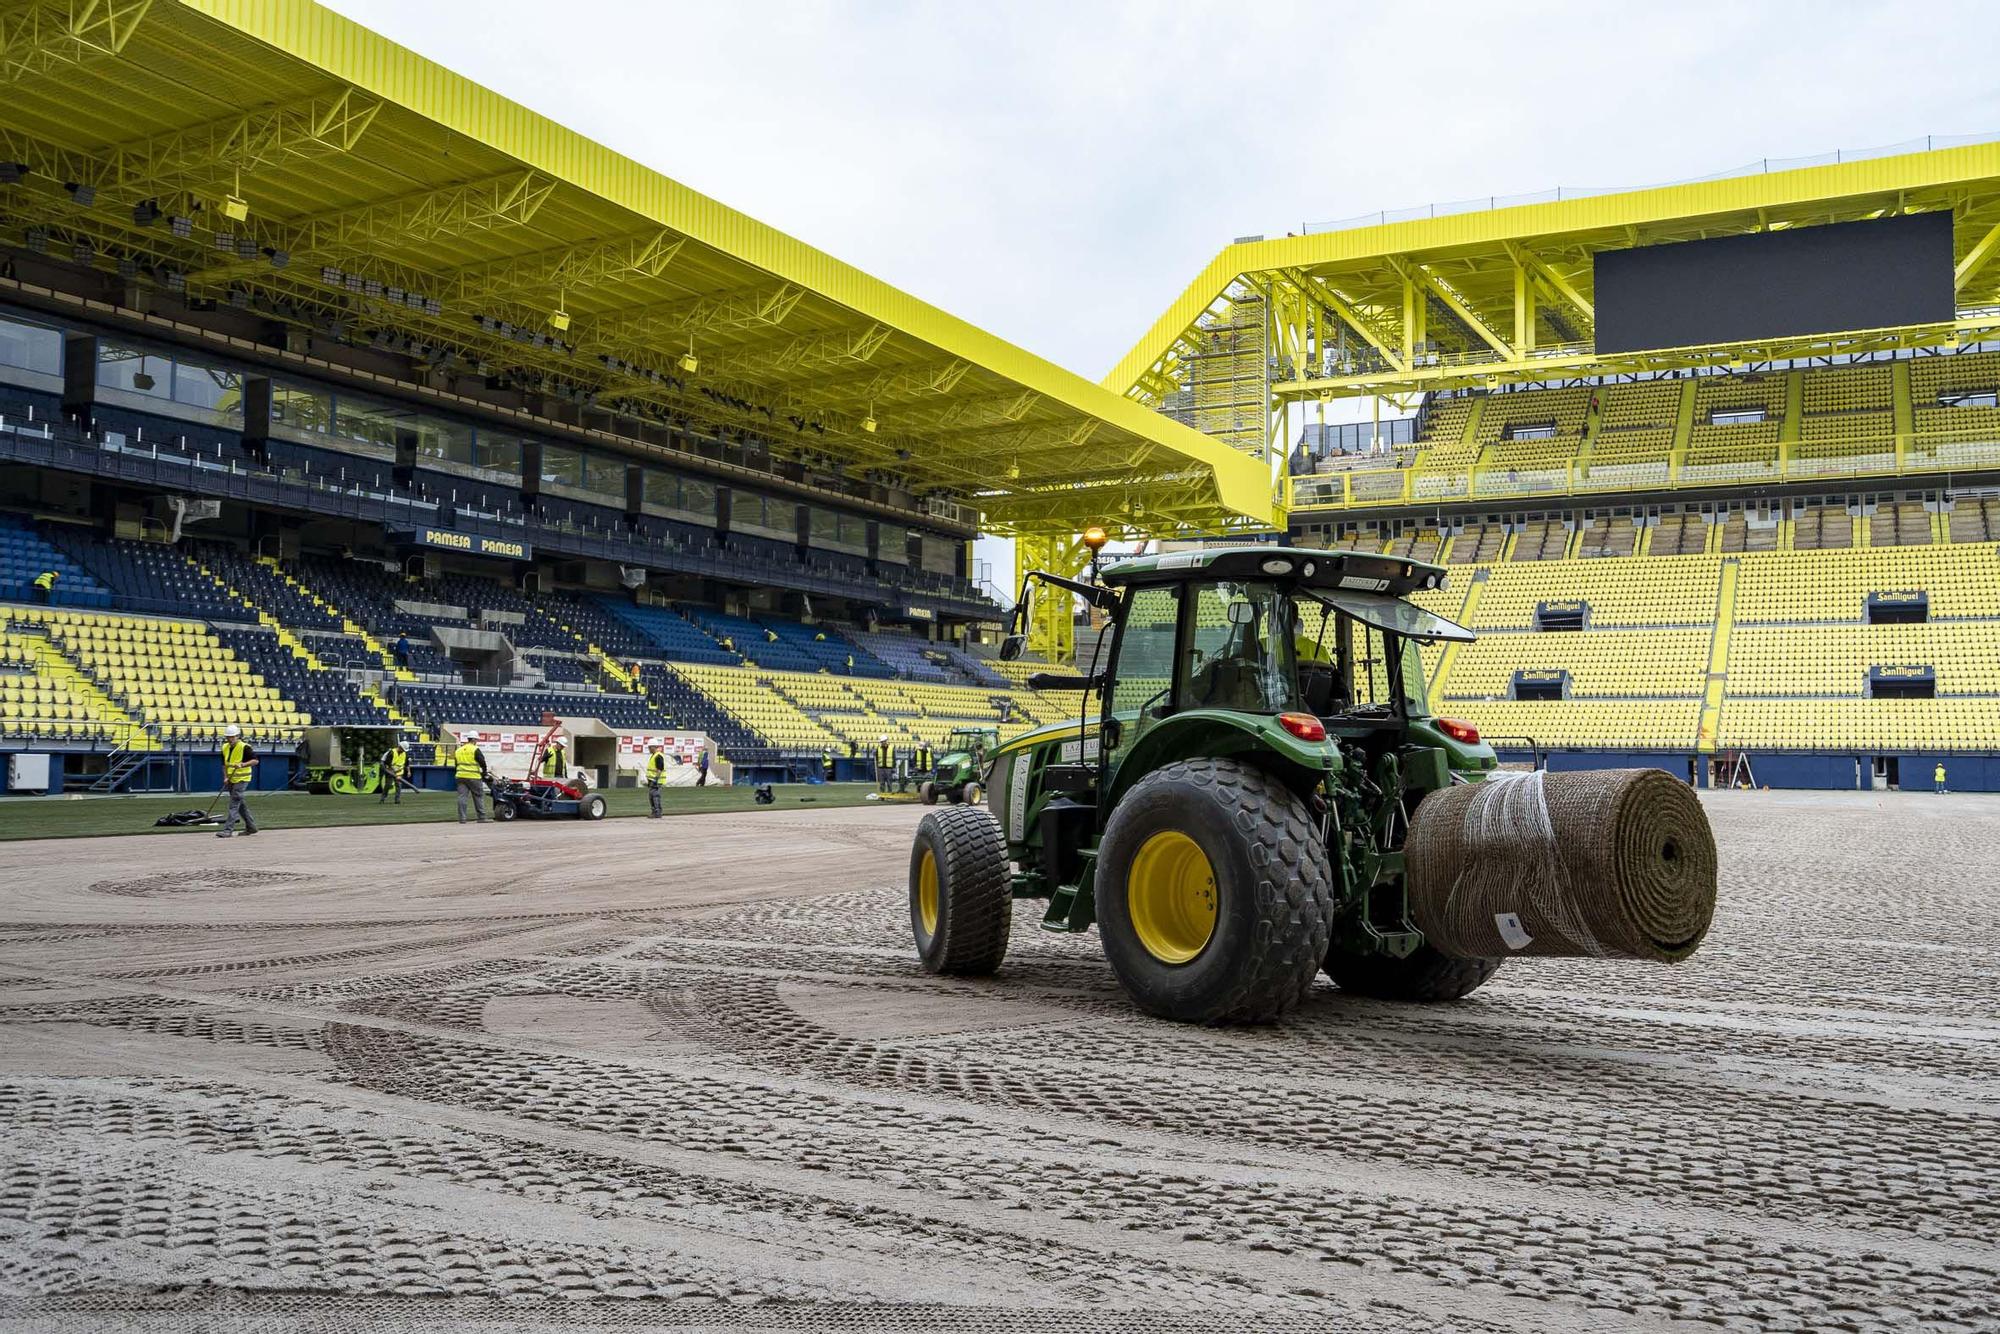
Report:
324,0,2000,382
321,1,2000,589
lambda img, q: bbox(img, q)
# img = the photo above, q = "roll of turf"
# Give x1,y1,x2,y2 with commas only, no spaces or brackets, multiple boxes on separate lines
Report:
1404,768,1716,962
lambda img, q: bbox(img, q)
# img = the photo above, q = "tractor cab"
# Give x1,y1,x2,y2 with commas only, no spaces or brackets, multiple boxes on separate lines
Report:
921,726,999,805
1001,546,1494,808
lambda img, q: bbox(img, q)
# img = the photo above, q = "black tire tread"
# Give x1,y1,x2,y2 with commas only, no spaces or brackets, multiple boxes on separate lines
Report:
1100,758,1335,1025
1326,946,1503,1001
915,805,1012,975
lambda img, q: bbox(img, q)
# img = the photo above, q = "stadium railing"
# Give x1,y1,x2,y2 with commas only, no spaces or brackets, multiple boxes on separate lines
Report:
1291,428,2000,511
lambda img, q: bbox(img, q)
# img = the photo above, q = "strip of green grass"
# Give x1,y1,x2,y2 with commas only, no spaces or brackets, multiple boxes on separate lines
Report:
0,782,896,841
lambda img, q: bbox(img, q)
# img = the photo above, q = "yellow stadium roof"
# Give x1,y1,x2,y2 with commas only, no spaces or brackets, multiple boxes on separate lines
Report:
1110,139,2000,405
0,0,1270,536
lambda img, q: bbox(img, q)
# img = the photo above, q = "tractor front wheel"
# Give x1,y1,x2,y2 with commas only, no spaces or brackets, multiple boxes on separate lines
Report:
910,805,1012,975
919,781,938,805
1325,945,1502,1001
578,794,608,821
491,799,518,823
960,780,983,806
1095,759,1334,1025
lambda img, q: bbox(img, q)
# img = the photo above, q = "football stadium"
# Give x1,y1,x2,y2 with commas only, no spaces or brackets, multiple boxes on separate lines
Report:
0,3,1996,1331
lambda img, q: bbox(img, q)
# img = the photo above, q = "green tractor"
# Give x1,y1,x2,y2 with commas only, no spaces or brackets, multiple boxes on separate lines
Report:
908,545,1503,1025
919,726,999,806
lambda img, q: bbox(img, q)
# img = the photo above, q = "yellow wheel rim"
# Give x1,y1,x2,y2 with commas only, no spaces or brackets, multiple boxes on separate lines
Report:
1126,830,1217,964
917,846,939,936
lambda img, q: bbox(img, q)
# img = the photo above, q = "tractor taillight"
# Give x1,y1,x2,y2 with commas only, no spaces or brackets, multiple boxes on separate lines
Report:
1278,712,1327,742
1438,718,1481,744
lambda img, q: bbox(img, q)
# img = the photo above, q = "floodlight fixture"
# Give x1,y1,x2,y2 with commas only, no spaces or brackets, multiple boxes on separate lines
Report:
221,195,249,222
63,181,95,207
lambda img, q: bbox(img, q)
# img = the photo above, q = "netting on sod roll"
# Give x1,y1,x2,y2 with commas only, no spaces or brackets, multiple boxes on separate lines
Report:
1404,768,1717,962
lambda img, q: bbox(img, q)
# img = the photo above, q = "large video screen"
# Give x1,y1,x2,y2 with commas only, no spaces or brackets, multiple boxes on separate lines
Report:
1593,212,1954,354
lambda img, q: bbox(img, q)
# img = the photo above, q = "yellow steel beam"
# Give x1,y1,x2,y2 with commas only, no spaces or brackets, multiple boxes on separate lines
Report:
0,86,379,204
1108,140,2000,396
1284,269,1407,373
1506,241,1595,324
184,0,1271,534
1956,216,2000,292
0,0,152,84
1396,257,1514,360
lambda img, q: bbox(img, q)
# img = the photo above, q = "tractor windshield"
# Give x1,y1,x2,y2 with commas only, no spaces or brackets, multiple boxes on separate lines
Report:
1181,582,1305,714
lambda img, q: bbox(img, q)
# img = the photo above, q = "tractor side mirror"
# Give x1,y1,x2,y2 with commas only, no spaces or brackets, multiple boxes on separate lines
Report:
999,633,1026,661
1227,600,1256,625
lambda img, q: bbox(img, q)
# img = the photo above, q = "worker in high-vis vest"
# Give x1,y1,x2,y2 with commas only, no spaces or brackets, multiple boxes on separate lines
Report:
918,741,933,774
820,746,833,783
645,742,669,818
31,570,57,604
1935,762,1948,795
377,741,411,805
216,724,259,838
453,736,491,824
875,735,892,792
542,734,567,780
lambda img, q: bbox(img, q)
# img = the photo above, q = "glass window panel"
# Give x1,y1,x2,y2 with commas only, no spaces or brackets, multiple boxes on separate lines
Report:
642,468,677,506
1109,585,1179,757
809,508,838,542
171,361,242,418
271,383,332,435
680,478,714,517
1180,581,1302,714
877,523,907,562
99,344,172,399
0,315,61,375
731,491,763,526
472,428,521,477
333,394,407,449
413,415,473,465
582,453,625,498
541,443,583,487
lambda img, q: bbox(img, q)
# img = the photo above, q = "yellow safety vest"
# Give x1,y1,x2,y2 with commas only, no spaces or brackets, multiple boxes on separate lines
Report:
384,749,408,777
32,571,56,591
542,747,563,776
221,740,252,785
453,742,484,780
648,752,666,780
876,742,890,765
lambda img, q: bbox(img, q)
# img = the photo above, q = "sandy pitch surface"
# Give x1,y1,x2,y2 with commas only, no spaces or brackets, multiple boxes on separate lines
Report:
0,793,1995,1332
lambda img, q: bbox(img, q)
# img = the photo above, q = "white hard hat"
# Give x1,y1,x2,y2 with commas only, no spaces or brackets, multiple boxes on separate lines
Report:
223,724,241,737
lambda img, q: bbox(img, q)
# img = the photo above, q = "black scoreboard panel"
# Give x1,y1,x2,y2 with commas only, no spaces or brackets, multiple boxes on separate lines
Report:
1593,212,1954,354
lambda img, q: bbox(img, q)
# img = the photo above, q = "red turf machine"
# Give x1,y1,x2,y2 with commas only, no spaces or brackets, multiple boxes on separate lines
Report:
489,722,609,822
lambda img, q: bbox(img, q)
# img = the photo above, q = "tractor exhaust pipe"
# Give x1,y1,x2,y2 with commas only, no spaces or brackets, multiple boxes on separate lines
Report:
1404,769,1717,962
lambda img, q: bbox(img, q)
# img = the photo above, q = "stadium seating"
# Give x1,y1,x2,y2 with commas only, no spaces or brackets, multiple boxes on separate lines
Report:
0,622,141,745
0,517,111,608
1441,628,1710,699
396,684,663,731
13,606,307,744
1470,554,1724,629
1438,698,1704,750
594,598,739,665
213,627,392,727
47,534,243,620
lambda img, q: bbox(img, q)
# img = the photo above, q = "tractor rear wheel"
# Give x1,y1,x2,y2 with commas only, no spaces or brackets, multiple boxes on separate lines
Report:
1325,945,1503,1001
910,805,1012,975
1096,759,1334,1025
